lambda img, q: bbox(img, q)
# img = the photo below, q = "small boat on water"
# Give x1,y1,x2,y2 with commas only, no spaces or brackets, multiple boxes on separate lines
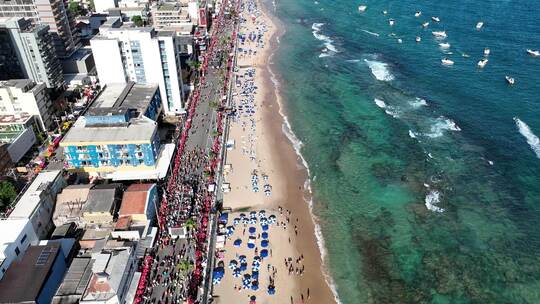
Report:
441,58,454,65
422,22,430,28
476,22,484,30
397,38,403,44
477,58,488,68
358,5,367,12
484,48,490,56
439,42,450,49
432,31,447,38
416,36,422,43
389,19,395,26
415,11,422,17
526,49,540,56
383,10,388,15
505,76,515,85
432,16,440,22
462,53,470,58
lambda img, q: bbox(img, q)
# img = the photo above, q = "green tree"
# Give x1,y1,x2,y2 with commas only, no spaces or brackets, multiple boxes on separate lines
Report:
0,181,17,211
131,15,144,27
68,1,81,17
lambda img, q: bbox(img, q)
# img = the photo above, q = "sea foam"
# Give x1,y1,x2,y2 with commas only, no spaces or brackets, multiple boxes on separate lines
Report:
426,117,461,138
409,97,428,108
425,190,444,212
364,59,395,81
312,23,338,56
514,117,540,159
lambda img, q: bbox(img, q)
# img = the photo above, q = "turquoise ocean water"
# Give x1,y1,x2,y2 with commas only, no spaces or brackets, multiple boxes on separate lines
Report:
269,0,540,303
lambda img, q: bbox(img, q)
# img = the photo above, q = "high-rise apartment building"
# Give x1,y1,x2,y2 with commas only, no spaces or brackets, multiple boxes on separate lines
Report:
0,79,54,131
90,21,185,114
0,0,79,58
0,17,63,88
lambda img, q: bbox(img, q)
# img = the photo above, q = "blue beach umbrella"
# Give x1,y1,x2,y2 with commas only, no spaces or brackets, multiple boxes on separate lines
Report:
233,268,241,277
251,280,259,290
239,255,247,263
249,227,256,234
261,232,268,239
233,239,242,247
260,249,268,258
261,240,269,248
233,218,240,225
240,263,248,271
250,211,257,218
228,260,238,270
268,286,276,295
252,271,259,280
247,242,255,249
262,224,269,231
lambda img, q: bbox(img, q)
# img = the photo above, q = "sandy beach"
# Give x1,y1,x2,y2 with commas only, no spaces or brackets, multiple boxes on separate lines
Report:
212,0,336,303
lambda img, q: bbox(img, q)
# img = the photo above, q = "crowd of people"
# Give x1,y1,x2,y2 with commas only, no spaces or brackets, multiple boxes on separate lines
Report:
133,0,242,302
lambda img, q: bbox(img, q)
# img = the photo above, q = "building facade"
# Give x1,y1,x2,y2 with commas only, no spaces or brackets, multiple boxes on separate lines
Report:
90,22,185,114
60,83,164,174
0,17,64,88
0,79,54,131
0,114,38,163
0,0,79,58
0,218,39,279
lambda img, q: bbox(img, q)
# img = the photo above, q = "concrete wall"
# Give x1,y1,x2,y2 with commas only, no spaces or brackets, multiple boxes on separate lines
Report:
90,38,126,84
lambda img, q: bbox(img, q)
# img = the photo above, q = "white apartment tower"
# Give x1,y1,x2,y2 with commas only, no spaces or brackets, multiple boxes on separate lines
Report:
0,79,53,131
90,21,185,114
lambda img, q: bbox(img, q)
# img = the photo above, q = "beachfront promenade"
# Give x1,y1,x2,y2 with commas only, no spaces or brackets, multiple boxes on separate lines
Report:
133,0,241,302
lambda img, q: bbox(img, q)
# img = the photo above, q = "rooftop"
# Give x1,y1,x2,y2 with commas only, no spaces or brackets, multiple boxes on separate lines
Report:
0,218,31,250
60,115,157,144
82,184,121,214
83,248,132,301
0,244,61,303
118,184,155,216
53,184,94,226
156,2,181,11
90,82,159,114
54,257,94,302
0,113,33,125
9,170,63,219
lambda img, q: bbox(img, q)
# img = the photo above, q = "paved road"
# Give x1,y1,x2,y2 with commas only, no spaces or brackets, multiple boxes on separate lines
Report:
143,2,240,303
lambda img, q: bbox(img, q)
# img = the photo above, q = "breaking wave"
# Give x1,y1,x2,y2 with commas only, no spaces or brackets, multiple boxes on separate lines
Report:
312,23,338,57
425,189,444,212
426,117,461,138
514,117,540,159
364,59,395,81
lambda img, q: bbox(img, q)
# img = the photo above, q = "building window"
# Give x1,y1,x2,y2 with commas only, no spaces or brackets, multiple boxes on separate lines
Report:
14,247,20,256
20,234,27,244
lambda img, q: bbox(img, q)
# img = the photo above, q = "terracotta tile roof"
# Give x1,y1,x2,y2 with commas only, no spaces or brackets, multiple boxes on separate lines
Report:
118,184,154,216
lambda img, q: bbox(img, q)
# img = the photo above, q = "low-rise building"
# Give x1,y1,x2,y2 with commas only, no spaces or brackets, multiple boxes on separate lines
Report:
0,79,54,132
81,184,122,226
0,243,67,304
8,170,66,239
0,218,39,279
53,184,94,227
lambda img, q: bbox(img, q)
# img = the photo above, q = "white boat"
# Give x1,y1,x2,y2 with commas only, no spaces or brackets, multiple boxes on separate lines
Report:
397,38,403,44
383,10,388,15
462,53,470,58
389,19,395,26
505,76,515,85
416,36,422,43
422,22,430,28
432,31,447,38
484,48,490,56
439,42,450,49
441,58,454,65
432,16,440,22
476,22,484,30
526,49,540,56
477,58,488,68
358,5,367,12
415,11,422,17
